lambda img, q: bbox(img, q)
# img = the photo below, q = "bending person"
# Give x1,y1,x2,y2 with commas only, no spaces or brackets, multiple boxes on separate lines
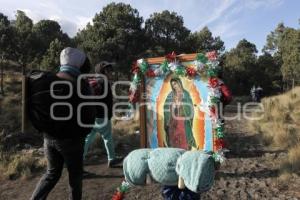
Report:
84,61,123,168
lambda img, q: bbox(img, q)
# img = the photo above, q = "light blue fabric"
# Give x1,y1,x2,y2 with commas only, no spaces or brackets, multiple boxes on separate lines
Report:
176,150,215,193
147,77,164,148
123,148,215,193
148,148,185,185
59,65,81,77
84,118,115,160
194,77,213,151
123,149,152,185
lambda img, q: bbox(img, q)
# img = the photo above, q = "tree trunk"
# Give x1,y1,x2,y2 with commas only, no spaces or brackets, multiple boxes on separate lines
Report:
0,66,3,94
21,64,29,133
0,59,3,95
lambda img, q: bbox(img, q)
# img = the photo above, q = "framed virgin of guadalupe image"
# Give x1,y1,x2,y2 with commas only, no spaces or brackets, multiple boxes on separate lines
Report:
132,52,226,154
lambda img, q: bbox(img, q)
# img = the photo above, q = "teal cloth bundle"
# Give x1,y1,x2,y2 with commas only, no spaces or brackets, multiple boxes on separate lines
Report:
123,149,151,185
176,150,215,193
148,148,186,185
123,148,215,193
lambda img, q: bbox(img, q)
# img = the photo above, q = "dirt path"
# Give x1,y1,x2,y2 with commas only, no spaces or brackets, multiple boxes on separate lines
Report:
1,110,300,200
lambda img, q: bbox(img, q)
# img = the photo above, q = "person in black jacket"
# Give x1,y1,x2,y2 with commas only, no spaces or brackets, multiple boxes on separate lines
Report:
83,61,123,168
30,47,94,200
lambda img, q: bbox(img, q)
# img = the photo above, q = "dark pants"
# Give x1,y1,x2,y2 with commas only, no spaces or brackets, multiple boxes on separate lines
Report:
31,137,84,200
162,186,201,200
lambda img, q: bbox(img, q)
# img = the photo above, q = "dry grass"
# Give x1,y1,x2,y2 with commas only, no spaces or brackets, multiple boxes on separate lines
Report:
286,144,300,172
249,87,300,174
0,73,45,180
0,74,22,133
111,113,140,149
3,73,22,93
0,150,46,180
112,109,140,135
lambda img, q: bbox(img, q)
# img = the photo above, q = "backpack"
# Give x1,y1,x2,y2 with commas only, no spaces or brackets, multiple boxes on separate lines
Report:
26,70,96,139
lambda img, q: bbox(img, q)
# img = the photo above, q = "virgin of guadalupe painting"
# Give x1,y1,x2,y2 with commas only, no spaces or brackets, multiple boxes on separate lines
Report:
130,52,230,163
144,63,214,152
163,77,196,150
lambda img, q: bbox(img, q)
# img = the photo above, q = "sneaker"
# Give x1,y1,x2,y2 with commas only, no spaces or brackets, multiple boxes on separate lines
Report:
108,156,124,168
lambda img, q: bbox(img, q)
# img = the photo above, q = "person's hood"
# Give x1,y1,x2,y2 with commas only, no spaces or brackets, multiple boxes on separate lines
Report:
60,47,86,68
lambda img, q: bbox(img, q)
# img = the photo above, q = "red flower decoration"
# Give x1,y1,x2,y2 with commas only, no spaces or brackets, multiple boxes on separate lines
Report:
131,61,139,73
210,106,216,118
186,67,197,77
112,191,124,200
165,51,177,62
215,139,226,149
129,90,139,103
146,69,156,77
206,51,217,61
208,78,219,88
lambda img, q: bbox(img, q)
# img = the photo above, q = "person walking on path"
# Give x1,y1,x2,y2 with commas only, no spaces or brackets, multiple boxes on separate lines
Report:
30,47,94,200
83,61,123,168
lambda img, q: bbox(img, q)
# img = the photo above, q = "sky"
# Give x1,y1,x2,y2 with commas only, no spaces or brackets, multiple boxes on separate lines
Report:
0,0,299,52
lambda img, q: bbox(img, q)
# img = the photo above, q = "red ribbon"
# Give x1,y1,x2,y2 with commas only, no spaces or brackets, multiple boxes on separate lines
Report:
206,51,217,61
129,90,139,103
131,61,139,73
165,51,177,62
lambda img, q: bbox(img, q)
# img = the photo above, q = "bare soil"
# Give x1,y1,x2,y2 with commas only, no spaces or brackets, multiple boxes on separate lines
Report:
1,110,300,200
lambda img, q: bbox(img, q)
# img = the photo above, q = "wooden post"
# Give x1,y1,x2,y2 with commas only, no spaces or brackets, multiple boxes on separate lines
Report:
21,65,28,133
146,53,197,64
139,76,147,148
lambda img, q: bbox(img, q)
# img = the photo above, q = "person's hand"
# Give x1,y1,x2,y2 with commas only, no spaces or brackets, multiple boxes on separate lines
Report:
214,161,221,171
